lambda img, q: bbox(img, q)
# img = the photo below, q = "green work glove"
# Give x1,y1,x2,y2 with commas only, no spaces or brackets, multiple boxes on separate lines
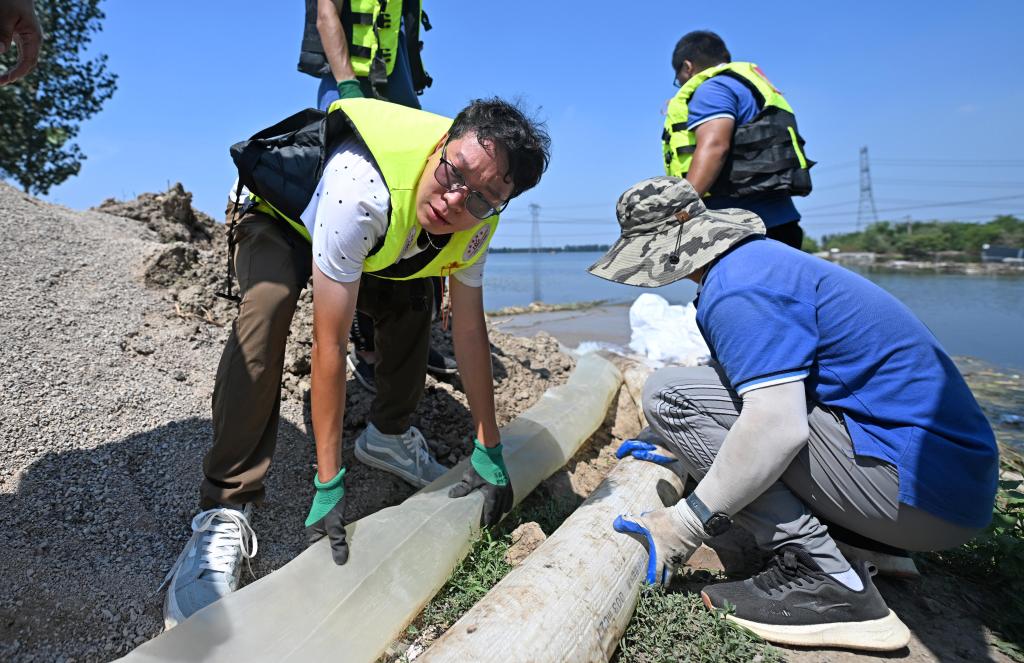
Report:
336,78,364,100
304,468,348,565
448,440,514,527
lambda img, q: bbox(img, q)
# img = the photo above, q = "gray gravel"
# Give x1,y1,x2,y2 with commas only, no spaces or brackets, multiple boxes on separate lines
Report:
0,182,574,662
0,182,238,661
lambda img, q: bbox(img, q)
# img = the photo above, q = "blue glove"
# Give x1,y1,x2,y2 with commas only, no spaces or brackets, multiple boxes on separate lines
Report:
613,504,706,586
616,439,677,466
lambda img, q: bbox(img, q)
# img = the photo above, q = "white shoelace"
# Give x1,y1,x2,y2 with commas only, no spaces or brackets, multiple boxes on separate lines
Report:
401,427,436,477
160,508,258,590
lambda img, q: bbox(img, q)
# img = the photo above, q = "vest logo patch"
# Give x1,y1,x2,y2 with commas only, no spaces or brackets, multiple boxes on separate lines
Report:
463,225,491,262
401,228,418,257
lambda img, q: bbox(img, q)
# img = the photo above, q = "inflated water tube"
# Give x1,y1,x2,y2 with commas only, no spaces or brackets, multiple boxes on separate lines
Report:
121,353,621,663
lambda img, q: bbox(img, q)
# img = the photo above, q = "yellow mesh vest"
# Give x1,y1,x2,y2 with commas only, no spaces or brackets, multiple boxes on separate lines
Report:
662,62,797,178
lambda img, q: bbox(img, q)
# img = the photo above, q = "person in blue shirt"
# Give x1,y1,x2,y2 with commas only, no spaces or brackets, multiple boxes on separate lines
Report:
589,176,998,652
670,31,807,249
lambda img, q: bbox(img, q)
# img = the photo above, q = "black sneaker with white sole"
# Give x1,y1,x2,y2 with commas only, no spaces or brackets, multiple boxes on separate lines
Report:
427,347,458,375
701,545,910,651
346,349,376,393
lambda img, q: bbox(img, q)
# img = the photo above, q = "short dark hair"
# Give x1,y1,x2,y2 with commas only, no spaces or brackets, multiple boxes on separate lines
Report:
671,30,731,73
448,98,551,199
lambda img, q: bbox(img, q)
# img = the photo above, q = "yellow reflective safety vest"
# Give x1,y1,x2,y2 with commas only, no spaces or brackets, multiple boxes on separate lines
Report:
662,62,813,198
347,0,405,79
249,98,498,281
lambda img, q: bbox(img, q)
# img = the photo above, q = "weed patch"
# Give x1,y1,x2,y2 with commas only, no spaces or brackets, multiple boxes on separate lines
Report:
614,581,781,663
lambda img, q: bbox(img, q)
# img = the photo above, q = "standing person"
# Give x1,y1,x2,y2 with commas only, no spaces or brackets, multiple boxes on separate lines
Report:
299,0,455,390
299,0,430,113
590,176,998,651
0,0,42,85
162,97,550,628
663,30,813,249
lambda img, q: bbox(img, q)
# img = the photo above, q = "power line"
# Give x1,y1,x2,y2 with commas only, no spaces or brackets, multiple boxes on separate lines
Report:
872,178,1024,189
873,158,1024,165
812,193,1024,218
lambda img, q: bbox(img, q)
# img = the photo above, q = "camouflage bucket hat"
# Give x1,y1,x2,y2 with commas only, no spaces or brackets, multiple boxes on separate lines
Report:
587,176,766,288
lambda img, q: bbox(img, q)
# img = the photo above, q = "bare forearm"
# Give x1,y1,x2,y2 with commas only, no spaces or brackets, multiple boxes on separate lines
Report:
316,0,356,83
311,341,347,482
685,141,730,196
452,321,500,447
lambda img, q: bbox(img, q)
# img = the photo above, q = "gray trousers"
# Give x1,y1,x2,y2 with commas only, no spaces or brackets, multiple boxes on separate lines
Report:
643,365,979,573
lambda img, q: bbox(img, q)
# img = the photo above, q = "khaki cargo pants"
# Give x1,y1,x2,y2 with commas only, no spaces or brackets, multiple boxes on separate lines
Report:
200,211,433,508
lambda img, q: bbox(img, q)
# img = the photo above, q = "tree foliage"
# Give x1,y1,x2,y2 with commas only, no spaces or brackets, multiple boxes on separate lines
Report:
820,215,1024,259
0,0,117,195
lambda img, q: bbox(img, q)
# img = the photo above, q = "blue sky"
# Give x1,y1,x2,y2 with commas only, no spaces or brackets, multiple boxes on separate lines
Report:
30,0,1024,248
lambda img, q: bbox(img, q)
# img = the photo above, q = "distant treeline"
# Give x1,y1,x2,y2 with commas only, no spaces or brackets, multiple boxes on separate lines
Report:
489,244,611,254
809,215,1024,258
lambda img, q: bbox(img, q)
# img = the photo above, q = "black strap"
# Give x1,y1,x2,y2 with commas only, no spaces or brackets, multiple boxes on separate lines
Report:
350,11,374,24
404,6,433,94
717,69,767,109
350,44,373,59
371,231,450,278
215,182,246,304
670,122,687,132
675,144,696,156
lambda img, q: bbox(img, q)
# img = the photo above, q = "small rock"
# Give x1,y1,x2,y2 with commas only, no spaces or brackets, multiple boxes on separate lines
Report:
504,522,546,566
172,370,186,382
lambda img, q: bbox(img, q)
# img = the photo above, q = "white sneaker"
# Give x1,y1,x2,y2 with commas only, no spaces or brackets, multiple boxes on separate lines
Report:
161,505,257,630
354,423,448,487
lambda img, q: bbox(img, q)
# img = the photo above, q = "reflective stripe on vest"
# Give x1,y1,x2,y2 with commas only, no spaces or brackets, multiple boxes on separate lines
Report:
662,62,801,178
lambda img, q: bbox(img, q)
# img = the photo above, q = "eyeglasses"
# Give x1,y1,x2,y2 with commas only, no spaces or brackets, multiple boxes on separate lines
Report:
434,140,509,220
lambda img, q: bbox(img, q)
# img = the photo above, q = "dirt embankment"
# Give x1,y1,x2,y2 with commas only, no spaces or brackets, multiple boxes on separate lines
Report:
0,183,589,663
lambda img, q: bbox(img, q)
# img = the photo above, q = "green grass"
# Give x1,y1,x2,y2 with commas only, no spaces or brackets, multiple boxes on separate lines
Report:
410,490,779,663
417,493,580,629
616,582,781,663
419,528,513,627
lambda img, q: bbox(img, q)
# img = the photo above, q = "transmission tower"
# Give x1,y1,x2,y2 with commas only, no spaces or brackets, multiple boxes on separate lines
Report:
857,146,879,231
529,203,542,253
528,203,544,301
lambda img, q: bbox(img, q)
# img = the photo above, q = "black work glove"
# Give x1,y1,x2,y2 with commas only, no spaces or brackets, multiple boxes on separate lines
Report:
448,440,514,527
304,468,349,565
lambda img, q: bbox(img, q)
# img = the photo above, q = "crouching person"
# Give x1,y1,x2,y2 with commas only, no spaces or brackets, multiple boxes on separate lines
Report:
161,97,550,628
589,176,998,651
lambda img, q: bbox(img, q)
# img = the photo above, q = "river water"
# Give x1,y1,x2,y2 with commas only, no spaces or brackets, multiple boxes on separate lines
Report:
482,251,1024,371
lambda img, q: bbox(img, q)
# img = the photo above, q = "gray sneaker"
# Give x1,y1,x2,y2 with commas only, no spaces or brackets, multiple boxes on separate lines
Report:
161,505,257,630
354,423,448,487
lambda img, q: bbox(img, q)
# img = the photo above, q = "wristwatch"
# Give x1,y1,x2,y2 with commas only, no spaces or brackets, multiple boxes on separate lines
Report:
685,492,732,537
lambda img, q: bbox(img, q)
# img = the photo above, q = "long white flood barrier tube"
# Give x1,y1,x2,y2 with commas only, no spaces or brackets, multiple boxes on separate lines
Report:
121,353,621,663
419,453,685,663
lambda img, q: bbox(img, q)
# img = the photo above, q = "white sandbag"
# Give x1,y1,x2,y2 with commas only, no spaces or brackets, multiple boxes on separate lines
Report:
628,293,709,366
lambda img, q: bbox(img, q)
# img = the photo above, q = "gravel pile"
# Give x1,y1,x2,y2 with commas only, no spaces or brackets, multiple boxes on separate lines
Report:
0,182,575,662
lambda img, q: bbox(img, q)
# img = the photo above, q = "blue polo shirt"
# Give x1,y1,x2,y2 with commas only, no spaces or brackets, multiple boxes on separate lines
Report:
696,237,998,528
688,74,801,228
